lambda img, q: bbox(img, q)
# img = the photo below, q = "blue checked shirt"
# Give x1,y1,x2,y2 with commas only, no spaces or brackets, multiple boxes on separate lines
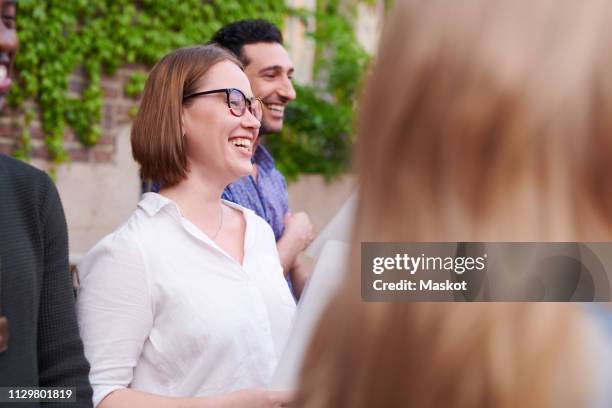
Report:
222,145,289,242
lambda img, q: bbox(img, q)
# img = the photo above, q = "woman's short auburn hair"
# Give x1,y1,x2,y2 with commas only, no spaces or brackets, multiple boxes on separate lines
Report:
131,45,242,187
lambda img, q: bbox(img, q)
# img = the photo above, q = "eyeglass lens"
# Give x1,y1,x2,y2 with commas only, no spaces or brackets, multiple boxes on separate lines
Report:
228,89,262,120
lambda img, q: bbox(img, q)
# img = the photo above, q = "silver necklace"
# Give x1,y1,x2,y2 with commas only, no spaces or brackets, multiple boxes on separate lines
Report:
210,204,223,241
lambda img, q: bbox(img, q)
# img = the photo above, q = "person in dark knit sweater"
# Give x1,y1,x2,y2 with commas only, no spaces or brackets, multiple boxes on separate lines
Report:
0,155,93,407
0,0,93,406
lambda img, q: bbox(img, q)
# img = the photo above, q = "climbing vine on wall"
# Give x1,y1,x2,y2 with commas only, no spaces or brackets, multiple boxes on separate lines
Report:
10,0,369,179
274,0,370,179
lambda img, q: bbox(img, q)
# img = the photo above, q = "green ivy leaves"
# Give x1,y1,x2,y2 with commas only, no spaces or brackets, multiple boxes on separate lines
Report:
278,0,370,180
10,0,367,180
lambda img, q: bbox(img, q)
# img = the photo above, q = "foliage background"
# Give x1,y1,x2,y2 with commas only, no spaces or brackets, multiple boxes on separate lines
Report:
9,0,370,180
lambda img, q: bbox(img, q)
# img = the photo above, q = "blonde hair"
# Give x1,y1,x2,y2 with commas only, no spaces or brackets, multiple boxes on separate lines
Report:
297,0,610,407
356,0,612,242
299,301,592,408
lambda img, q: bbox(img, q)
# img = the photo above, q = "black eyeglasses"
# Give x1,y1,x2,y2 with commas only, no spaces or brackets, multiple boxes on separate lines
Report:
183,88,263,121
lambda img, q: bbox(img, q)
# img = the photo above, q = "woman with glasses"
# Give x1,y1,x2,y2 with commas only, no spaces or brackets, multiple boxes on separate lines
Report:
76,45,295,408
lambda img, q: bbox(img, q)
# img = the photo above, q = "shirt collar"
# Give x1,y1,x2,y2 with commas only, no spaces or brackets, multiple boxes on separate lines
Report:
138,192,179,217
252,144,275,173
138,192,257,250
222,199,256,250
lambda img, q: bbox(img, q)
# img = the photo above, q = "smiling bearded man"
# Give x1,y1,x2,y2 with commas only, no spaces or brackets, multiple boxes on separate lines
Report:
211,19,314,298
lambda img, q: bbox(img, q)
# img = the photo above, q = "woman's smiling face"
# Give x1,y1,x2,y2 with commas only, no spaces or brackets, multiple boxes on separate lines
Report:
181,60,261,186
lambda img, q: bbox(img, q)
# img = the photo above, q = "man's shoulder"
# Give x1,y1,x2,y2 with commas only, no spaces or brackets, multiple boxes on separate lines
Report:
0,154,52,192
0,155,58,230
223,175,252,201
1,154,47,177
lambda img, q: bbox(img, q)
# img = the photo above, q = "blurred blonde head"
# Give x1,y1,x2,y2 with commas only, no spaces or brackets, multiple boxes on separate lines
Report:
357,0,612,242
297,0,612,407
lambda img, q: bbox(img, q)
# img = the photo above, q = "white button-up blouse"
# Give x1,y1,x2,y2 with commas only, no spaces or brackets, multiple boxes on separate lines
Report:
76,193,296,407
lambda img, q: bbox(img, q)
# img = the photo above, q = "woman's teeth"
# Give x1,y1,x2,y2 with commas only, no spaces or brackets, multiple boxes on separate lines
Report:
0,66,7,82
230,138,252,152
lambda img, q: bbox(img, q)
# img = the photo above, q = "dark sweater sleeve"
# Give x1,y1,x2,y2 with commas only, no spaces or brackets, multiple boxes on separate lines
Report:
36,174,93,407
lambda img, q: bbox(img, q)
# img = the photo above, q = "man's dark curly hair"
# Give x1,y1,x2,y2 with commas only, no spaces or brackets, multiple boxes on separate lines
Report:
209,19,283,66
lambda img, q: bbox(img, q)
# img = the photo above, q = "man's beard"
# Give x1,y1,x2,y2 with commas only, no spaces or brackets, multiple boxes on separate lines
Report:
260,122,273,135
260,98,288,134
259,114,284,135
259,114,277,135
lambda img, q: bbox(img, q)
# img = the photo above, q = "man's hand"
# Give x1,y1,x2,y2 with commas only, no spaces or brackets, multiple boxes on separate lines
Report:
277,212,313,276
290,256,313,298
284,212,314,251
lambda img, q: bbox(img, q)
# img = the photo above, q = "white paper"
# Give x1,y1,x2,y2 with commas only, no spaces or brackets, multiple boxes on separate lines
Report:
270,240,349,389
305,191,356,260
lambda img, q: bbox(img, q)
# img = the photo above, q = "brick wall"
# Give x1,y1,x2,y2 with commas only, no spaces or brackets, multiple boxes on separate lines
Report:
0,64,146,164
